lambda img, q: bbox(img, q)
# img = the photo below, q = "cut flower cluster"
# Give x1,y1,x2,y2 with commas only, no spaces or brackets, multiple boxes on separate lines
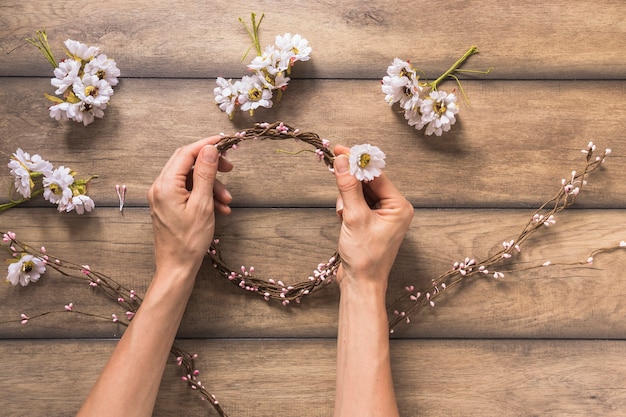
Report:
381,46,489,136
6,148,96,214
28,31,120,126
214,14,311,118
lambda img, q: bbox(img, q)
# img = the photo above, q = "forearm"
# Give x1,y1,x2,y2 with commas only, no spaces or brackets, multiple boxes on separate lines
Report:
77,263,198,417
334,281,400,417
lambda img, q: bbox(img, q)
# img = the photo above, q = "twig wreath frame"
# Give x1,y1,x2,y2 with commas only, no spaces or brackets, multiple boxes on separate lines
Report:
209,121,342,305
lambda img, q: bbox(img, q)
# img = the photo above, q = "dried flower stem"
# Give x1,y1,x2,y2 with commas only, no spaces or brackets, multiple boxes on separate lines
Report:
387,144,613,330
0,237,227,416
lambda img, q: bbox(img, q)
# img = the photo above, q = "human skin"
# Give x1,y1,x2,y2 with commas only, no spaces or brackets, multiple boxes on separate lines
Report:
76,139,412,417
76,136,232,417
332,145,413,417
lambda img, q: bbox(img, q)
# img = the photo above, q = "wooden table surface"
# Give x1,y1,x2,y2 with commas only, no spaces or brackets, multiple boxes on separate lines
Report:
1,1,625,416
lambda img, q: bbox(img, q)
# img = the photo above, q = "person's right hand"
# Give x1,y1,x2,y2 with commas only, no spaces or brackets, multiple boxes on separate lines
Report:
333,145,413,292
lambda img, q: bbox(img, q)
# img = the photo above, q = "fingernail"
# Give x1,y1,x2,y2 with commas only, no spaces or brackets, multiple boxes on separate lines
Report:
203,145,218,163
334,155,349,174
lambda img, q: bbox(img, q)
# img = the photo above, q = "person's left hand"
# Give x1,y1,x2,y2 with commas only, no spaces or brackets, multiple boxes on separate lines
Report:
147,136,233,274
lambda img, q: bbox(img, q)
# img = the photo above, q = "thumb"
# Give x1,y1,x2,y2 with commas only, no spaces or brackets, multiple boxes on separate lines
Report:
189,145,219,206
334,154,368,217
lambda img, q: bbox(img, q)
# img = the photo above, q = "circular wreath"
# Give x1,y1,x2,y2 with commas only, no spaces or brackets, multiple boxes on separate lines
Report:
208,122,341,305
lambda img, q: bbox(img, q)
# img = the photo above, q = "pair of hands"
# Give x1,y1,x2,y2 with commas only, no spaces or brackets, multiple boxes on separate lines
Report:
148,136,414,287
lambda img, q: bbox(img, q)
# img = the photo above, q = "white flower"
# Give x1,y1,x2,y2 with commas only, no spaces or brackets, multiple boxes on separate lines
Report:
84,54,120,87
8,149,53,198
420,90,459,136
248,45,282,74
381,75,410,105
51,59,81,95
387,58,413,78
214,77,241,117
237,74,273,113
43,166,74,207
63,194,95,214
74,74,114,107
75,102,107,126
64,39,99,61
275,33,312,64
348,144,386,182
7,254,46,286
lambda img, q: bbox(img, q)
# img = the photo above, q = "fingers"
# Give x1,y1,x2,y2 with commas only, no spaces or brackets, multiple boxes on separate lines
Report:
333,154,369,220
188,145,219,210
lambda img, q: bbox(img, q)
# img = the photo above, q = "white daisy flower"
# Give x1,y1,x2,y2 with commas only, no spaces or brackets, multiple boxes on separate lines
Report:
64,39,100,61
238,74,273,114
8,149,53,198
43,166,74,207
75,102,107,126
214,77,241,117
248,45,282,74
51,59,81,95
348,144,386,182
386,58,413,78
63,194,95,214
7,254,46,286
84,54,120,87
275,33,312,64
382,75,410,105
420,90,459,136
74,74,114,107
400,73,425,110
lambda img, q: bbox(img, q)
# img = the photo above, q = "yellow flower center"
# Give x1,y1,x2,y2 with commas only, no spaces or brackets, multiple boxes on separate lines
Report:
248,88,262,101
85,85,98,97
292,46,300,55
357,153,371,168
49,183,62,195
22,261,34,273
96,69,106,80
434,100,447,116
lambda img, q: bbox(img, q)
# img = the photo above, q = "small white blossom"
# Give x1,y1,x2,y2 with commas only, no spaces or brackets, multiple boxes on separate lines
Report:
43,166,74,207
7,254,46,286
64,39,99,61
214,77,240,118
348,144,386,182
420,90,459,136
8,149,53,198
275,33,312,64
84,54,120,86
51,59,81,95
64,194,95,214
74,74,114,107
237,74,273,113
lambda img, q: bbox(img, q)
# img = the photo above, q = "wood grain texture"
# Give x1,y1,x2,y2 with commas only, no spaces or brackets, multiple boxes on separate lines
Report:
1,78,624,208
1,208,624,339
2,338,626,416
1,0,625,415
1,0,625,79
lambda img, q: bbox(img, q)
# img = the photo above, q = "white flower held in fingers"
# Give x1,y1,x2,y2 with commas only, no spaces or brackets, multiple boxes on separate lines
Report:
348,144,386,182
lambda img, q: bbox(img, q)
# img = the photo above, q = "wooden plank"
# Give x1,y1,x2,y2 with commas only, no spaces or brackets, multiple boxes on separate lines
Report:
1,0,625,79
1,207,624,339
1,338,626,416
1,78,624,208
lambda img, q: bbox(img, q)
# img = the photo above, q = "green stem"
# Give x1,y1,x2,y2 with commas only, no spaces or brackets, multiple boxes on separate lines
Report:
0,188,44,212
239,12,265,61
26,29,57,69
430,45,479,90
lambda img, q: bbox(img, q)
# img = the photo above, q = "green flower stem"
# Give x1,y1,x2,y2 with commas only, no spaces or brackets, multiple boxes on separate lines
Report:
0,188,44,212
239,12,265,61
430,45,480,90
26,29,57,69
